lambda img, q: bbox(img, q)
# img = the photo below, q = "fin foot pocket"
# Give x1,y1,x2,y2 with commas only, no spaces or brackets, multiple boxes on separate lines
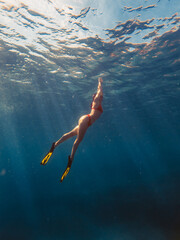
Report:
60,156,72,182
41,142,55,166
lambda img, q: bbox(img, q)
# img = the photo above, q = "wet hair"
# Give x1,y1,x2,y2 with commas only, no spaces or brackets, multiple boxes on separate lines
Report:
91,93,103,107
90,94,96,108
92,93,103,100
92,93,96,100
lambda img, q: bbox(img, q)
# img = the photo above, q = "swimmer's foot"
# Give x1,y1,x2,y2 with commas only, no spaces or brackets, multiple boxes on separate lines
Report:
60,156,72,182
41,142,55,166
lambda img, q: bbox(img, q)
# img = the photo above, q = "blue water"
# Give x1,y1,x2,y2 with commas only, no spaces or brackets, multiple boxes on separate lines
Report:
0,0,180,239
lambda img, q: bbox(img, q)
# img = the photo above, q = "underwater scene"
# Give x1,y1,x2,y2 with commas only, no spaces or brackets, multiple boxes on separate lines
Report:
0,0,180,239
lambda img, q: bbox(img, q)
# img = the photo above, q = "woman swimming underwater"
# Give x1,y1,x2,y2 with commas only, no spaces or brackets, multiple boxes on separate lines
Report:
41,77,103,182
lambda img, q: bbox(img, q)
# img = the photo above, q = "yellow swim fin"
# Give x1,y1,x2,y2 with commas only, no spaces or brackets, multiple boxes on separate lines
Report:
60,156,72,182
41,142,55,166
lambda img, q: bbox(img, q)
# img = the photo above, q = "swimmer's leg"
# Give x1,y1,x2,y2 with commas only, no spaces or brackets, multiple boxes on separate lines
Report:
60,121,87,182
55,126,78,147
41,126,78,166
70,118,88,161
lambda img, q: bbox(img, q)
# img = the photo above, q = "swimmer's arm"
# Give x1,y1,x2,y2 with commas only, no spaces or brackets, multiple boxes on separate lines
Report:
96,77,103,98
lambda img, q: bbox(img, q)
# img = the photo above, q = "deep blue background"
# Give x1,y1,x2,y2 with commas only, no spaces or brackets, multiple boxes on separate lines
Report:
0,84,180,240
